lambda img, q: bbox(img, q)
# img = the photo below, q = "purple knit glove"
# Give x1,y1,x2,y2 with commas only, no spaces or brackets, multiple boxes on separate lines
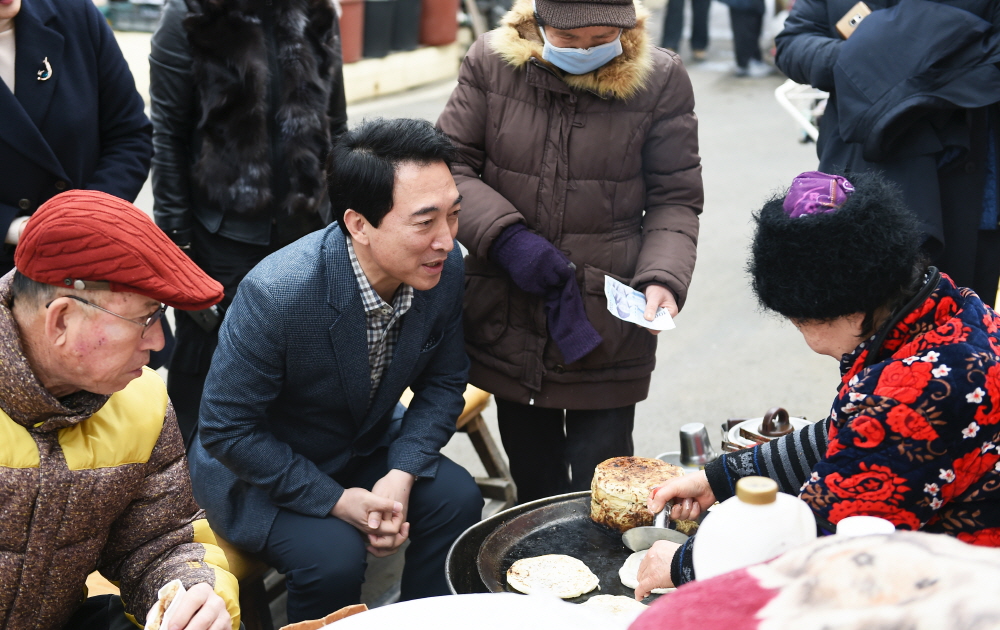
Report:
490,223,602,364
545,279,602,364
489,223,575,294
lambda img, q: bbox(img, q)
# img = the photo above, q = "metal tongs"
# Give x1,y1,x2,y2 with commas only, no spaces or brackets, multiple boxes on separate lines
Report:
621,503,689,552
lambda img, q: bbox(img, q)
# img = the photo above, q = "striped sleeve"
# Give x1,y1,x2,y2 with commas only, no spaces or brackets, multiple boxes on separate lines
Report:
705,419,829,501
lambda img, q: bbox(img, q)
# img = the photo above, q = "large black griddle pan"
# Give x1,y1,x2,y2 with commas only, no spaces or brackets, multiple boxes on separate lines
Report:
478,491,657,604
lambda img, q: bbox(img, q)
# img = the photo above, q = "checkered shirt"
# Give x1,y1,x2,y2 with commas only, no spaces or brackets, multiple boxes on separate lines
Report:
346,236,414,402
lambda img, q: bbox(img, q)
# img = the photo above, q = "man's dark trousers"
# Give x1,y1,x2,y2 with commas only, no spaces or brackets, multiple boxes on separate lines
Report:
261,450,482,622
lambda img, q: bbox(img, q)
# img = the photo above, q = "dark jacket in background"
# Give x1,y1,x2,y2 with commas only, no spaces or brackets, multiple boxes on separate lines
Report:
437,0,703,409
149,0,348,249
0,0,152,275
775,0,1000,302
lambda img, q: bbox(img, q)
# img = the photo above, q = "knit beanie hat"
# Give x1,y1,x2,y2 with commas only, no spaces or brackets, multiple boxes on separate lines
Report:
534,0,635,29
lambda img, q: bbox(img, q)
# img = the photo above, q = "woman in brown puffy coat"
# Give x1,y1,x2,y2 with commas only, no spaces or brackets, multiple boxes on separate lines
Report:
437,0,703,503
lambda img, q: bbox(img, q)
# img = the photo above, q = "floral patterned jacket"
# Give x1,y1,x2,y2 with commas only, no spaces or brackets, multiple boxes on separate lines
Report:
807,270,1000,541
673,270,1000,584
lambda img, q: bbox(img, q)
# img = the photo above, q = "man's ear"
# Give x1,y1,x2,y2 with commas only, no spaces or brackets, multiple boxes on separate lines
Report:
43,298,72,348
343,209,371,246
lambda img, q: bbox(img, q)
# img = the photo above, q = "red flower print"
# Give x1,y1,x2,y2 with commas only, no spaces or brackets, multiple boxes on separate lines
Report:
901,298,936,328
983,312,999,335
941,449,1000,502
874,361,933,405
921,320,970,346
851,415,885,448
825,463,909,502
827,500,920,530
974,364,1000,426
826,438,847,458
885,405,938,441
957,528,1000,547
934,296,957,322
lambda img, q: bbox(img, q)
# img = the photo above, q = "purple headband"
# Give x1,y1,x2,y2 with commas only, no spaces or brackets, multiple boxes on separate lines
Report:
782,171,855,218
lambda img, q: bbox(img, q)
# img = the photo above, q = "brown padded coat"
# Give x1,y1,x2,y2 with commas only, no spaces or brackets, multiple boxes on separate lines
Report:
437,0,703,409
0,275,238,630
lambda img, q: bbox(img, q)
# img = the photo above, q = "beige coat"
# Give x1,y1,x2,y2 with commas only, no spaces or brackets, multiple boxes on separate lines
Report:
438,0,703,408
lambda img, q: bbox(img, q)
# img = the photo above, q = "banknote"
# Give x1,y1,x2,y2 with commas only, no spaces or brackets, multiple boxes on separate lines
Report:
604,275,676,331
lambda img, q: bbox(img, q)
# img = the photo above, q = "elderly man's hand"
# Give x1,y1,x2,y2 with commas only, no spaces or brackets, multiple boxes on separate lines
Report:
634,540,679,600
648,470,716,521
149,583,230,630
641,284,678,336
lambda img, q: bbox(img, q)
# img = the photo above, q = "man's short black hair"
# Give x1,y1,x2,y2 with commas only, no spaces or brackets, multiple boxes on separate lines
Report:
327,118,458,234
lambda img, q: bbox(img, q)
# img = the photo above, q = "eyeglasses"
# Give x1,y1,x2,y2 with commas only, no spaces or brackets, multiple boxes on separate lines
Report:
46,295,167,338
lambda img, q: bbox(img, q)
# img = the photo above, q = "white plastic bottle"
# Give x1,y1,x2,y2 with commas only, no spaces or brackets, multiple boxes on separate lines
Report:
692,476,817,580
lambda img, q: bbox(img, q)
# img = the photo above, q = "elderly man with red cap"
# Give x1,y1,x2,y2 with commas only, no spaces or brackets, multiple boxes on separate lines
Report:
0,190,238,630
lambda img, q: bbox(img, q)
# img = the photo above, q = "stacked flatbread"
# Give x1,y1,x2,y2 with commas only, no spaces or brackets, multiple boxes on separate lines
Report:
590,457,685,533
507,554,600,598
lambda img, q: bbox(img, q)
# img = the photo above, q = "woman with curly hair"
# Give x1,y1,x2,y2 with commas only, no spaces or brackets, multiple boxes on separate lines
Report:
634,171,1000,597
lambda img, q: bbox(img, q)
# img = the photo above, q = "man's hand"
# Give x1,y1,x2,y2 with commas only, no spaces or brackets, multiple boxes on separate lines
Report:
634,540,680,600
367,469,416,557
641,284,678,336
330,487,404,543
648,470,716,521
150,583,230,630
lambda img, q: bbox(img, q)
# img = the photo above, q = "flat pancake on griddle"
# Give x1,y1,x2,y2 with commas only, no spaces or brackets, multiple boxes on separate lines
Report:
507,554,600,598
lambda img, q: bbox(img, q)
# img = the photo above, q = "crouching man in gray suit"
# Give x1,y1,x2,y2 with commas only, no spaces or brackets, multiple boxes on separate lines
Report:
187,118,482,622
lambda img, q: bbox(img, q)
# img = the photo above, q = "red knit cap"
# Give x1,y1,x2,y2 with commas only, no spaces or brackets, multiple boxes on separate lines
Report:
14,191,224,311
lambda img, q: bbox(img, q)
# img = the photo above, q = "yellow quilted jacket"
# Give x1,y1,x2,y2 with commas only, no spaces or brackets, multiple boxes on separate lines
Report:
0,280,239,629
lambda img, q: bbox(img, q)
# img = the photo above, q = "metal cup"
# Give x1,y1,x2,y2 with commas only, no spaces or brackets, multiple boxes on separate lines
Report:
679,422,718,467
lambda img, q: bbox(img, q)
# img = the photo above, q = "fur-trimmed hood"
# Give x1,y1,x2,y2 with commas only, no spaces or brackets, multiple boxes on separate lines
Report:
489,0,653,100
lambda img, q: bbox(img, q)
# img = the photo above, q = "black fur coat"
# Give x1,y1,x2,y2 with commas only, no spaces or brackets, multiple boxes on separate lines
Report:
149,0,347,247
184,0,340,218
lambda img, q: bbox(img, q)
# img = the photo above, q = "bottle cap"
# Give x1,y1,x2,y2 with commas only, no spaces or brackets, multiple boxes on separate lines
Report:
735,476,778,505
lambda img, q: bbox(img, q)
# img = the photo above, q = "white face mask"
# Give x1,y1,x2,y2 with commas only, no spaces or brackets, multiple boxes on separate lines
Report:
536,19,623,75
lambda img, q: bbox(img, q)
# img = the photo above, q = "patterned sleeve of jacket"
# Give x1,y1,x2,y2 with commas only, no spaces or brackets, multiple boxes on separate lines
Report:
635,52,702,309
149,0,197,245
670,420,830,585
704,419,830,501
98,403,240,629
437,35,524,260
773,0,841,91
199,274,347,516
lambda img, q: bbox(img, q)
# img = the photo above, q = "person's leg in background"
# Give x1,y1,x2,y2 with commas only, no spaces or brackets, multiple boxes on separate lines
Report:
690,0,711,58
564,405,636,492
263,509,370,623
661,0,686,51
495,398,570,504
729,6,765,75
